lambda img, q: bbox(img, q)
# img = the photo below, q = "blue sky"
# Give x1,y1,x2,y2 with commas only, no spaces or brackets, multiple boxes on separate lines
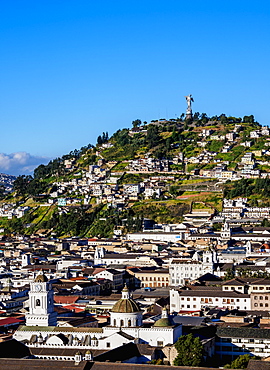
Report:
1,0,270,175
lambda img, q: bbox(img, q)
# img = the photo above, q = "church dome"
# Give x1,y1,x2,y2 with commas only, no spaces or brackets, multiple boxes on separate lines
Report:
111,298,140,313
111,284,140,313
153,317,173,327
34,272,48,282
153,308,173,327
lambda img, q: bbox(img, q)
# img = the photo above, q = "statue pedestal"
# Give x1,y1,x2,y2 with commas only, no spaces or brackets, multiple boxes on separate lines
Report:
185,109,193,120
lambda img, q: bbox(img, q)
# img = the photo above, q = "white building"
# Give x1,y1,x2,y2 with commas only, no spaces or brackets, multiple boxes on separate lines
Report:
14,277,183,356
170,287,250,313
169,250,217,286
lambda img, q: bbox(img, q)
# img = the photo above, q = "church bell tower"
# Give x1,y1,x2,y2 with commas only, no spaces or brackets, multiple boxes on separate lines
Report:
26,271,57,327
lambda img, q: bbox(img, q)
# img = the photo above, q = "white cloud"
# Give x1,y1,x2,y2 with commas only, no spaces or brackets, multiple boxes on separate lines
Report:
0,152,51,176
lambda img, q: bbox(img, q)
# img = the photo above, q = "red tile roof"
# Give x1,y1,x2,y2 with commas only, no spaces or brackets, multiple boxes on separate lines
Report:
0,317,23,326
54,296,79,304
64,305,85,313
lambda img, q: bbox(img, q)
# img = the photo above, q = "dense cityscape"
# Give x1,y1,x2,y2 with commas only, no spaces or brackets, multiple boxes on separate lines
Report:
0,96,270,370
1,1,270,369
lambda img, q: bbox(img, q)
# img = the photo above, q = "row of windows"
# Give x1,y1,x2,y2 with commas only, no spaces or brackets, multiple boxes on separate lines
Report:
171,267,202,271
180,304,243,310
224,286,270,291
234,339,263,343
181,305,197,309
141,283,168,287
171,274,198,278
254,303,269,307
254,295,269,300
140,277,169,281
180,297,246,303
112,319,139,327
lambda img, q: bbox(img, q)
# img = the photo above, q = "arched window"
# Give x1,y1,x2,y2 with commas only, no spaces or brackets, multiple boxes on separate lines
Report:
113,319,116,326
120,319,124,327
36,299,41,306
128,320,131,327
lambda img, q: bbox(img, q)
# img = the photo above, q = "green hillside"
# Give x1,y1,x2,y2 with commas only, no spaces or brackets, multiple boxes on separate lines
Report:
0,113,269,238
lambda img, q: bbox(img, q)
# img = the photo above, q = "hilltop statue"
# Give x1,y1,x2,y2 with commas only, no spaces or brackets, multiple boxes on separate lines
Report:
185,94,194,120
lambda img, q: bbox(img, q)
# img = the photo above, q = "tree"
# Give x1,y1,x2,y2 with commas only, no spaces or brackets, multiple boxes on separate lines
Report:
243,115,255,123
223,268,235,281
193,112,200,120
132,119,142,128
13,175,33,196
173,333,204,367
224,354,254,369
146,125,160,149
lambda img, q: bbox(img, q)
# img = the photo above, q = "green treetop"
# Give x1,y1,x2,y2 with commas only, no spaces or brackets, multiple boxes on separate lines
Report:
173,333,204,367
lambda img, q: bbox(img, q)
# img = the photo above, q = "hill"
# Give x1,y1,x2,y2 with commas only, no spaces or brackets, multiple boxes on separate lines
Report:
0,113,269,237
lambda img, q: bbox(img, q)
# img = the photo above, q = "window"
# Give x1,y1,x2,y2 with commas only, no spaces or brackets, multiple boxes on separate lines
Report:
254,303,258,307
106,343,110,347
36,299,41,306
260,296,263,300
157,341,164,346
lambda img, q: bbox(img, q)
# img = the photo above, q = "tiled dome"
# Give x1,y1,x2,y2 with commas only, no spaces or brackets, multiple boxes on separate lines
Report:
34,272,48,282
111,297,140,313
153,317,173,327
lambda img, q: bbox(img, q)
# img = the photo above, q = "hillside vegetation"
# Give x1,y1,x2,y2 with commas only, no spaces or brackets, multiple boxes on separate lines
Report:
0,113,268,237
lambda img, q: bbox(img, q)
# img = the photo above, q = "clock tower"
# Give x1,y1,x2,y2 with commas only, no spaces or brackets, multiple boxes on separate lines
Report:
26,271,57,327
